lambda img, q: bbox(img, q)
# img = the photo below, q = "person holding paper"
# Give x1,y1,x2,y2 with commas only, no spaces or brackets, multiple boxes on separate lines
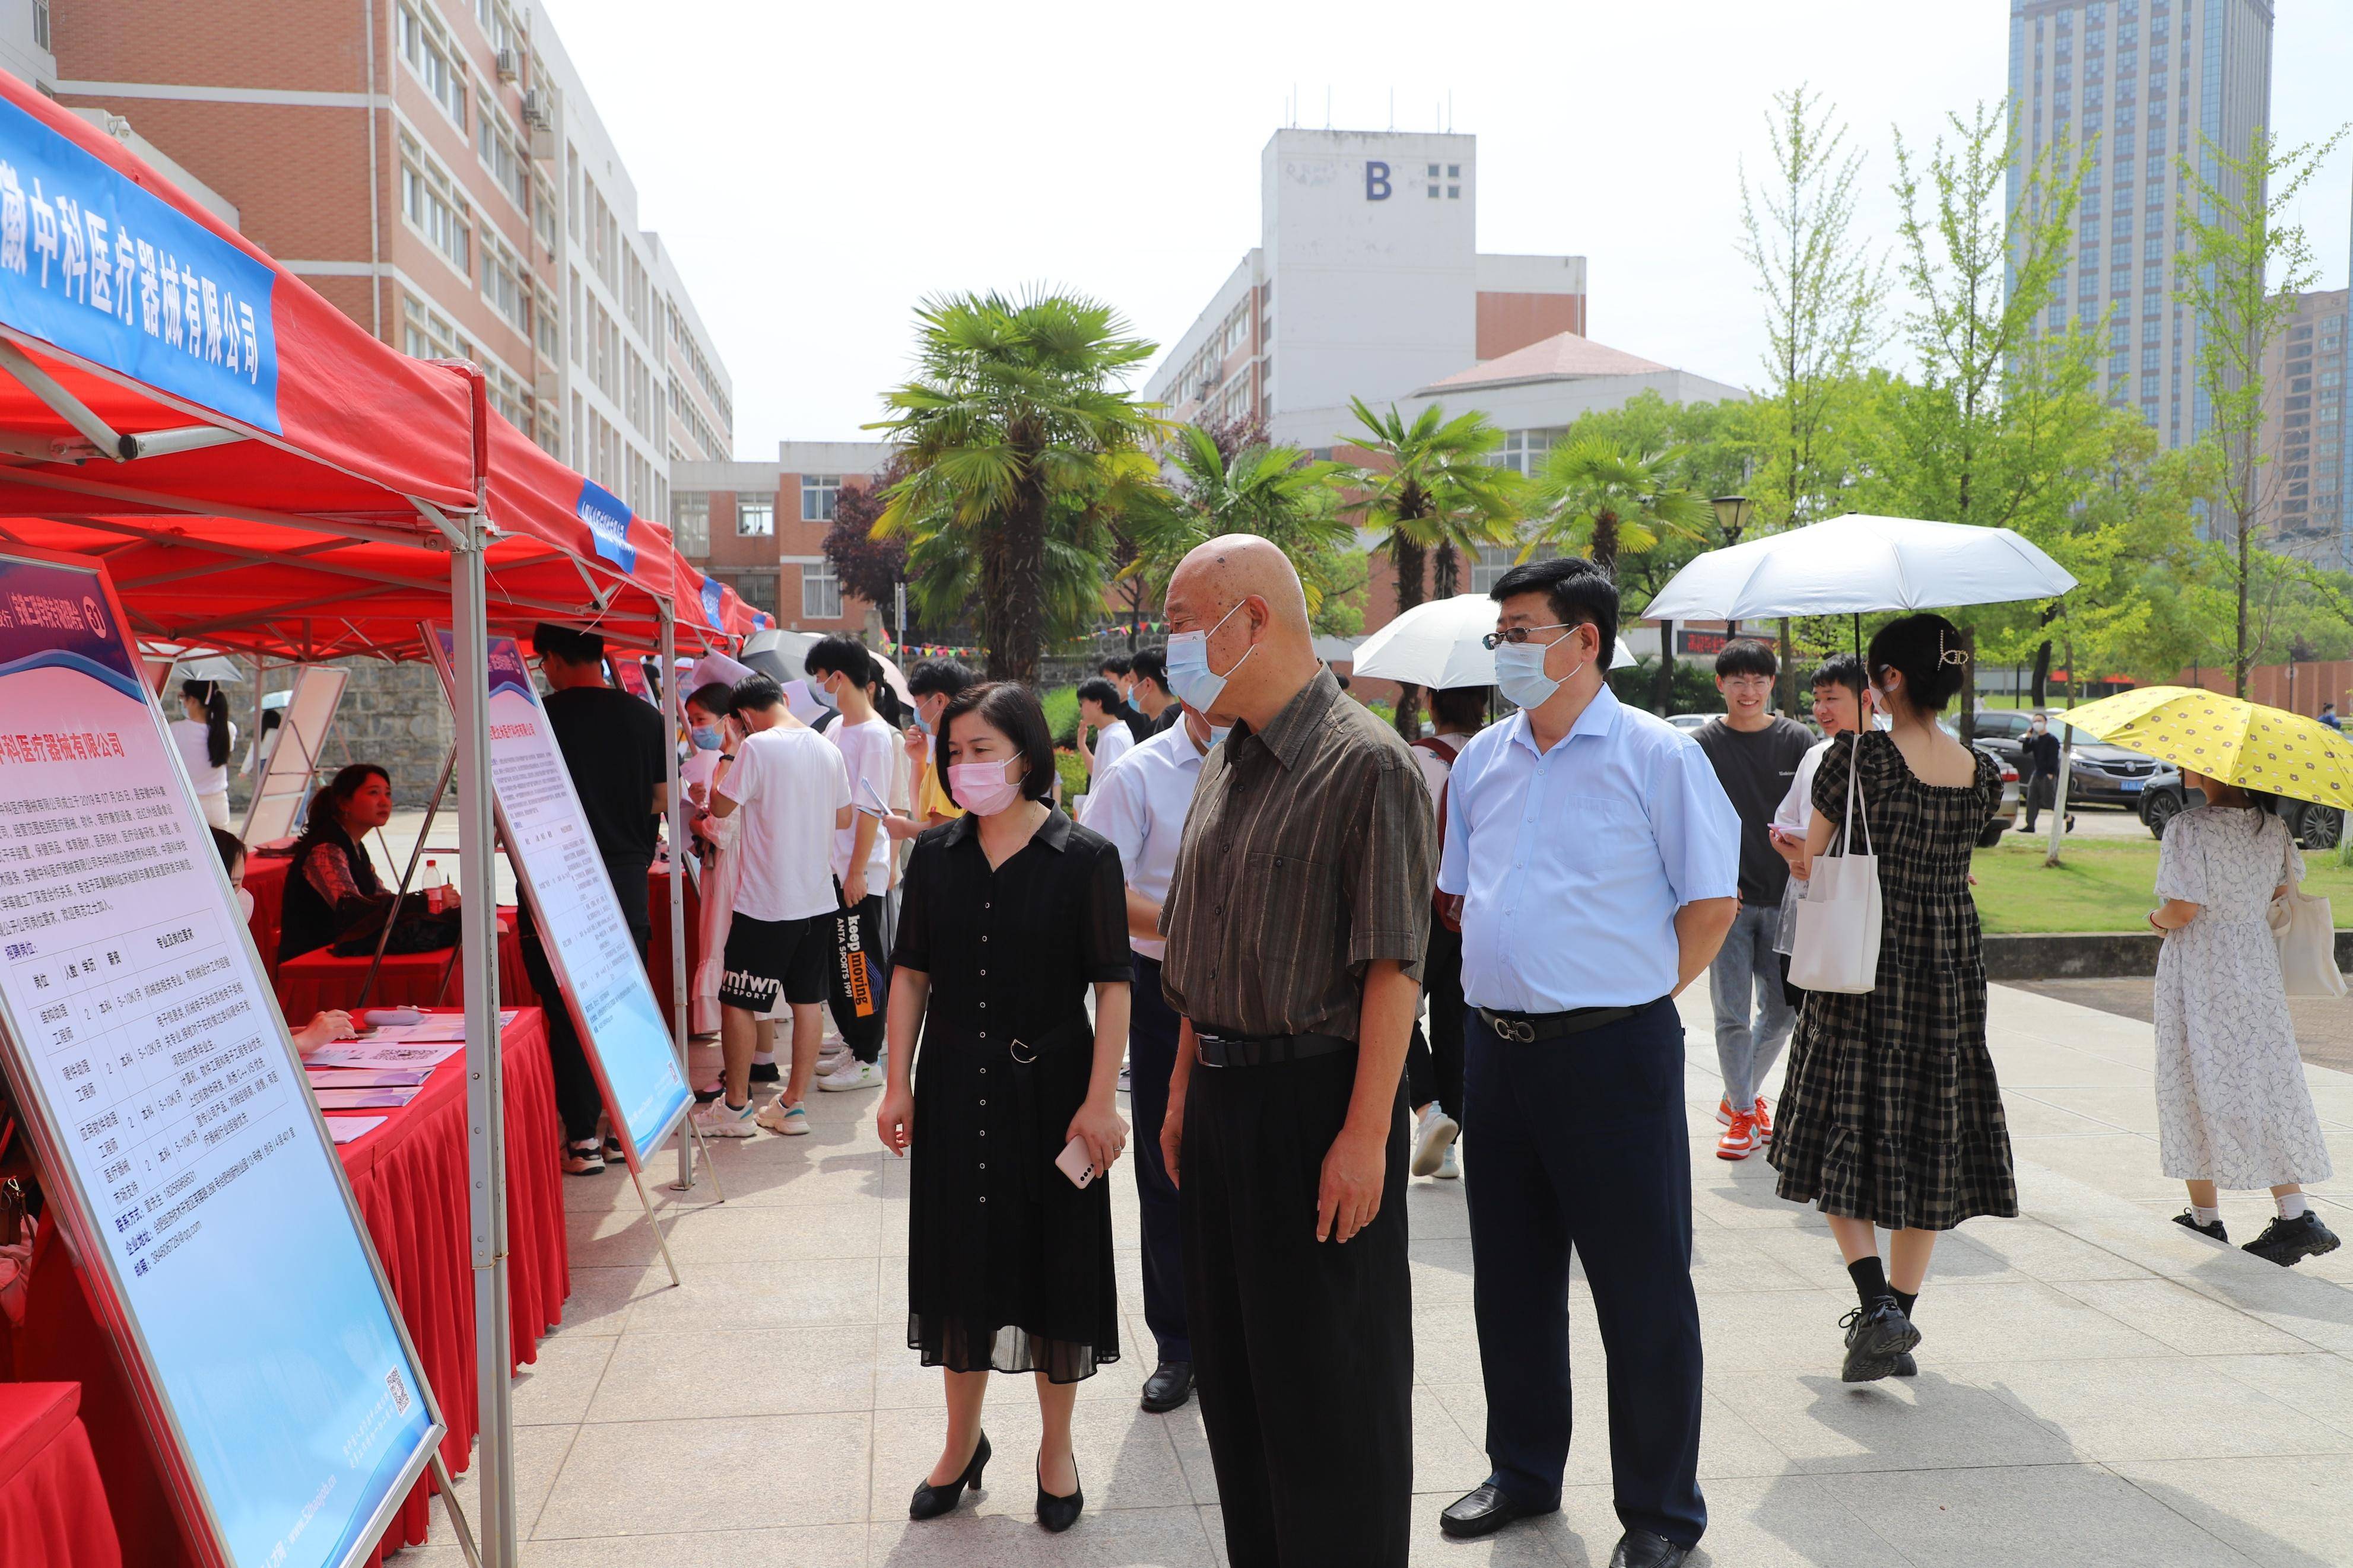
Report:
875,681,1131,1534
805,635,896,1093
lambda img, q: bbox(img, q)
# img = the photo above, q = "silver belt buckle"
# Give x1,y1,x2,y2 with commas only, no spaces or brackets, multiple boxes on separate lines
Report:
1490,1014,1536,1043
1195,1033,1226,1067
1009,1037,1036,1064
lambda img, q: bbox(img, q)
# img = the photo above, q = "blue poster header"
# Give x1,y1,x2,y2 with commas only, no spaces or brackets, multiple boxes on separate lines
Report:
574,480,635,573
0,98,281,434
0,554,142,696
700,578,723,629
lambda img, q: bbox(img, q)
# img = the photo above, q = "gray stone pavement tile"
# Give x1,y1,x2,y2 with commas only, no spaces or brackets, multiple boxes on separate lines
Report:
871,1506,1217,1566
1706,1365,2076,1474
1998,1090,2141,1138
1964,1039,2155,1089
665,1146,901,1208
1811,1461,2258,1567
1402,1176,1474,1239
868,1398,1190,1522
1536,1474,1907,1567
1866,1278,2180,1366
2007,1131,2168,1192
2006,1084,2166,1136
2051,1276,2317,1355
433,1420,577,1545
1423,1379,1795,1482
1949,1217,2161,1283
555,1262,672,1335
2205,1352,2353,1439
566,1193,882,1267
2109,1453,2353,1568
1976,1354,2353,1462
533,1411,872,1537
623,1255,882,1332
511,1332,615,1427
585,1324,878,1421
402,1524,873,1567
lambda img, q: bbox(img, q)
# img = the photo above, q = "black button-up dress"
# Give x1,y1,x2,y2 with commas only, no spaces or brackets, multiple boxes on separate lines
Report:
891,807,1132,1382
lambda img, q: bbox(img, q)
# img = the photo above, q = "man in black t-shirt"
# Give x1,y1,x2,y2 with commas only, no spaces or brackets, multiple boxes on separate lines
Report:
1692,639,1815,1162
526,622,669,1174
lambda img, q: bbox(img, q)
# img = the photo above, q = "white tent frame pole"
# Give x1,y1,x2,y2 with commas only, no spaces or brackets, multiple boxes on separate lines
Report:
452,521,517,1568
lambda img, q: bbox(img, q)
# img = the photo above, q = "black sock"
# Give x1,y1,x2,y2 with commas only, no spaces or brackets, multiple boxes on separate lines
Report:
1846,1256,1890,1309
1894,1289,1917,1321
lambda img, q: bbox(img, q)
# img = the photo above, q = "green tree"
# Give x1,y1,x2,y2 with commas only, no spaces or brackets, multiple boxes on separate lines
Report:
869,290,1160,684
2174,122,2351,694
1528,434,1713,575
1339,399,1522,736
1122,422,1356,615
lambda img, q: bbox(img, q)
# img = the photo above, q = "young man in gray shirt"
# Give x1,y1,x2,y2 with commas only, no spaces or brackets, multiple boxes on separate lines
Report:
1693,639,1815,1159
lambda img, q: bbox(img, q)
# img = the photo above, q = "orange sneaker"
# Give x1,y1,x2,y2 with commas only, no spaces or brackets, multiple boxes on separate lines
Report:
1716,1111,1758,1160
1716,1098,1736,1128
1752,1097,1774,1141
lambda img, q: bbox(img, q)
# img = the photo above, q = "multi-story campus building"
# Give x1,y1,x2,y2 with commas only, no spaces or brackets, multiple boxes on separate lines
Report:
37,0,733,524
2257,286,2347,568
2005,0,2273,453
671,444,893,637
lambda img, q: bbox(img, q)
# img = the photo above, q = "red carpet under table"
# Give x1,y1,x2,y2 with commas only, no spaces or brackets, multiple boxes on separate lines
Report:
8,1009,569,1567
0,1383,120,1568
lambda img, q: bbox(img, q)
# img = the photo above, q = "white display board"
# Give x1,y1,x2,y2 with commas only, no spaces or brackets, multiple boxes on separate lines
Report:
428,631,690,1164
240,663,348,844
0,548,441,1568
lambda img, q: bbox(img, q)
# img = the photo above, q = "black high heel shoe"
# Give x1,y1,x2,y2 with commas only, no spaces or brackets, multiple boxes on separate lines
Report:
909,1432,989,1521
1036,1455,1084,1533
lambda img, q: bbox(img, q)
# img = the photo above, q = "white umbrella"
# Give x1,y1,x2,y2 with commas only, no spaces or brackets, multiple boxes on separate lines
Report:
741,628,915,707
1351,593,1637,689
1639,514,2076,623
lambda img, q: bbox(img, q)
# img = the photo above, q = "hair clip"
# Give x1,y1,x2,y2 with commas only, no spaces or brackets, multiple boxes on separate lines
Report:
1936,632,1970,667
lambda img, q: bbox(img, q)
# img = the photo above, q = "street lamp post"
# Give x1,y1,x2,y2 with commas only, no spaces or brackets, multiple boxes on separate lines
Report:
1705,495,1756,713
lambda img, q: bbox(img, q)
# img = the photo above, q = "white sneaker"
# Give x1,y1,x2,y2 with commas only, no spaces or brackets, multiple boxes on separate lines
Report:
1411,1106,1460,1178
817,1044,852,1069
693,1098,758,1137
755,1096,811,1135
1436,1142,1460,1180
817,1058,883,1092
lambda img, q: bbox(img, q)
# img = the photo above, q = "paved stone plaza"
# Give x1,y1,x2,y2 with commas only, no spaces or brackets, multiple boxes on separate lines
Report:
403,982,2353,1567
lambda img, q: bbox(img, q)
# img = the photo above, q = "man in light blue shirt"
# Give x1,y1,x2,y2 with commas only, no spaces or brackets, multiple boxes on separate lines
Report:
1432,557,1739,1568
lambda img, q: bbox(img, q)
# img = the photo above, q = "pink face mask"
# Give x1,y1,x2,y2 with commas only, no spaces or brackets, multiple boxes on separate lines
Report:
948,758,1024,816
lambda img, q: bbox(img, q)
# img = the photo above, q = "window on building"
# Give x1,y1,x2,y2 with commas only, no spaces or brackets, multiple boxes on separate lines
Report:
397,3,466,128
401,294,459,361
802,559,843,620
801,474,842,521
399,133,471,278
477,104,528,212
1491,430,1559,478
32,1,47,50
733,573,779,616
671,492,709,555
534,284,558,362
736,498,773,537
482,232,527,333
1471,543,1554,594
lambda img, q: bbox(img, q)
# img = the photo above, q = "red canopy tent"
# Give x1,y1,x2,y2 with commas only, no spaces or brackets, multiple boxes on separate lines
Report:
0,65,744,1568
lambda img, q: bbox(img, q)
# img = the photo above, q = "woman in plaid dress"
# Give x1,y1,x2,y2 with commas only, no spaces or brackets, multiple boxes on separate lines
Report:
1768,613,2017,1383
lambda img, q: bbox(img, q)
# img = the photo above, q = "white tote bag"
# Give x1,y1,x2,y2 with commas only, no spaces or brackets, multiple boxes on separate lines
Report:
2269,879,2346,998
1789,737,1883,994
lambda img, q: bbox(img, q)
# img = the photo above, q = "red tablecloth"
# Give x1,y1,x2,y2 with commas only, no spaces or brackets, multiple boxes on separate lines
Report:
0,1383,120,1568
11,1010,569,1568
241,853,291,982
276,909,528,1019
646,857,699,1023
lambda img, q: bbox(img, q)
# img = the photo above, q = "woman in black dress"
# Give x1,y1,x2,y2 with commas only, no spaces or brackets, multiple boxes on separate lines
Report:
875,682,1132,1534
1769,613,2016,1383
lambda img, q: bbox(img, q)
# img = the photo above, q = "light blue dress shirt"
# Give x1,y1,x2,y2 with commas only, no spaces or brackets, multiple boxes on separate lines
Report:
1438,686,1741,1012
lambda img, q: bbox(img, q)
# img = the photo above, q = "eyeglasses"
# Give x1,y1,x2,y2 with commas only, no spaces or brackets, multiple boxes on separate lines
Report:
1481,622,1574,650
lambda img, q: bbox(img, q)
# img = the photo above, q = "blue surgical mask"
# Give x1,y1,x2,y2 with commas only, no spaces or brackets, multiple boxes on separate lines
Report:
690,725,722,751
912,707,933,735
1208,725,1233,748
1495,637,1583,711
1166,600,1254,714
809,676,838,711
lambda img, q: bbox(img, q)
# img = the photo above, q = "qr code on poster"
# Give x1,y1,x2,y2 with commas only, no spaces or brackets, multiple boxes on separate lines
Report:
386,1369,410,1414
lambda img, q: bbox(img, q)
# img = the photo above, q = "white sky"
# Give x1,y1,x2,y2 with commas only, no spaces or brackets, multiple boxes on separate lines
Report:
550,0,2353,455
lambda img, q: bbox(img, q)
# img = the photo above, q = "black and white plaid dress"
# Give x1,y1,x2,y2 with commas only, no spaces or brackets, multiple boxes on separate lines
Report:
1768,730,2018,1231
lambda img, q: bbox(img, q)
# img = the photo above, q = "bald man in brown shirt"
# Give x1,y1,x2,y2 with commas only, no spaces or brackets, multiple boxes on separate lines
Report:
1157,536,1434,1568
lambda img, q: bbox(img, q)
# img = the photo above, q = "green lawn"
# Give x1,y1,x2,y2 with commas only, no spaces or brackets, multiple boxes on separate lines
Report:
1970,829,2353,933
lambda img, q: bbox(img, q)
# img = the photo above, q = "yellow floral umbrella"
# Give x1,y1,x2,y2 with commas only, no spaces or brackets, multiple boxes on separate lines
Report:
2057,685,2353,810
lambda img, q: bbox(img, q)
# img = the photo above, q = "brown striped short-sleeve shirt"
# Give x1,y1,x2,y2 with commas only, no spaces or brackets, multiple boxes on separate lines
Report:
1159,669,1436,1038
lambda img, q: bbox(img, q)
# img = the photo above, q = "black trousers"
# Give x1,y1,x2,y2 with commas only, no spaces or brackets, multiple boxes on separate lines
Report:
2022,769,2057,829
1181,1048,1411,1568
1128,958,1189,1364
1403,920,1465,1121
525,854,652,1143
827,885,889,1064
1463,997,1706,1548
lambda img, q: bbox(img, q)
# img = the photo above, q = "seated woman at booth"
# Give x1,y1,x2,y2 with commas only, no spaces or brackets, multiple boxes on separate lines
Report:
274,764,457,963
210,826,358,1054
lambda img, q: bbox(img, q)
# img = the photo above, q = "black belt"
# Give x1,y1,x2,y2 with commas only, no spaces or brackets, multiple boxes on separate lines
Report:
1004,1019,1091,1200
1193,1031,1354,1068
1476,1001,1659,1042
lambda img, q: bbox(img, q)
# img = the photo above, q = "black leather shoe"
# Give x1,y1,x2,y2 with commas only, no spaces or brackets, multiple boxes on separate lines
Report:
1439,1483,1554,1540
1140,1360,1193,1413
1036,1458,1083,1533
908,1431,988,1521
2242,1211,2342,1267
2171,1208,2228,1243
1838,1297,1920,1383
1609,1528,1692,1568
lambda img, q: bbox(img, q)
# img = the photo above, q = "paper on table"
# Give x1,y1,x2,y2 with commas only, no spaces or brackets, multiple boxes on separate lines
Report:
303,1042,465,1069
303,1067,430,1089
380,1009,521,1044
310,1086,421,1111
326,1116,388,1145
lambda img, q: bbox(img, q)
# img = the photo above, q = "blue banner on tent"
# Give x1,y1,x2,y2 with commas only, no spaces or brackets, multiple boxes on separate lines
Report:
0,97,281,433
700,578,723,628
574,479,634,573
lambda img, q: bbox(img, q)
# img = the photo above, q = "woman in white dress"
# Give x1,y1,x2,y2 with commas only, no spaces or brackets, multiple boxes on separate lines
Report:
172,679,237,829
2151,774,2340,1267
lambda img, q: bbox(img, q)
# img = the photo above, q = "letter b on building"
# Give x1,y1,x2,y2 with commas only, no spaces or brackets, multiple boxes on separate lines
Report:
1365,161,1391,201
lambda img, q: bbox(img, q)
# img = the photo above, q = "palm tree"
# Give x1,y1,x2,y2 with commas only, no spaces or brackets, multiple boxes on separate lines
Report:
1528,435,1713,575
870,290,1160,684
1123,423,1355,616
1340,399,1522,735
